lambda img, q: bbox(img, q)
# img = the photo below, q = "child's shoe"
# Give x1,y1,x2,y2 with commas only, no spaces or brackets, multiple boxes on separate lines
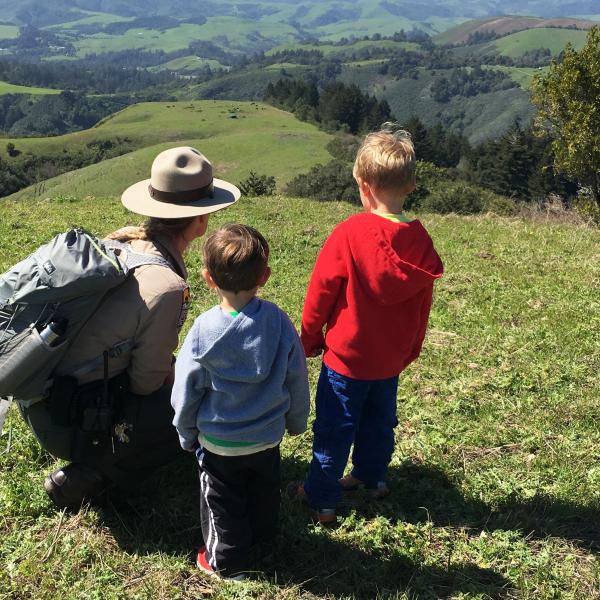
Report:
339,474,390,498
286,481,337,525
196,547,245,581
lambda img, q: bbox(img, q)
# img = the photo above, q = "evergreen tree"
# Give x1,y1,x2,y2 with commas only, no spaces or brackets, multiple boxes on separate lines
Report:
531,26,600,205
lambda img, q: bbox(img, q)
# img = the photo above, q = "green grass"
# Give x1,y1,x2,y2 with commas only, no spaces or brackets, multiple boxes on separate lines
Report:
46,10,132,30
0,25,18,39
149,56,227,72
0,81,61,96
72,17,299,58
0,193,599,599
3,100,333,201
485,28,589,58
481,65,550,89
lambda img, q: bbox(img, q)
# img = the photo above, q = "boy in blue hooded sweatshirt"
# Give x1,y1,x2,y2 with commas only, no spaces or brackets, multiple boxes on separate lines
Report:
171,224,310,580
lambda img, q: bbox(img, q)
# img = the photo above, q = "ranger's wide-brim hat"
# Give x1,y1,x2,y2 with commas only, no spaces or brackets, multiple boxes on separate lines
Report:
121,146,241,218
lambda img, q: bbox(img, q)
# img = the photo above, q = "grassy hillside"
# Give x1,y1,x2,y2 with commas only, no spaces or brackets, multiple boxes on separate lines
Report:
434,16,596,44
484,27,590,57
0,24,18,38
339,63,536,144
149,56,227,73
0,81,61,95
0,192,599,599
3,100,333,201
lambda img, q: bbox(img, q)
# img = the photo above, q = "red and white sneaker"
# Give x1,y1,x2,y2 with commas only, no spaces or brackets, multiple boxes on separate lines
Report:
196,547,245,582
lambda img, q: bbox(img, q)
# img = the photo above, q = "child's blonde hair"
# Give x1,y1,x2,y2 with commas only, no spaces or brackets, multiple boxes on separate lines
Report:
353,123,416,192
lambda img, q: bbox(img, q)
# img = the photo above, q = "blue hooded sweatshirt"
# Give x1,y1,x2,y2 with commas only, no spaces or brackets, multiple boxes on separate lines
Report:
171,297,310,453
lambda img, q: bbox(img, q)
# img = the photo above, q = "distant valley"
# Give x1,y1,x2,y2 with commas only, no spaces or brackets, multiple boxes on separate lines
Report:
0,3,596,206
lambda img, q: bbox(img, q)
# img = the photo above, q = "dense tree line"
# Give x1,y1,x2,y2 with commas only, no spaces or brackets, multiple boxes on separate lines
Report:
0,136,135,198
73,15,206,36
480,48,552,68
289,114,576,206
0,57,179,94
0,26,76,58
402,116,470,168
430,66,518,102
264,79,391,134
466,30,501,44
0,91,133,136
465,122,577,201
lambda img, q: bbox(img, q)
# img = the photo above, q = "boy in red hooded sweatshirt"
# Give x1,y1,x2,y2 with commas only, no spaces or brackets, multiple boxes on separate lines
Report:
289,126,444,524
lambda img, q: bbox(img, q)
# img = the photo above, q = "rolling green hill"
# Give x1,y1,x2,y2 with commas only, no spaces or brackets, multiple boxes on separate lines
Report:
484,27,589,57
338,63,536,144
3,100,333,201
434,15,596,45
0,24,18,38
0,80,60,95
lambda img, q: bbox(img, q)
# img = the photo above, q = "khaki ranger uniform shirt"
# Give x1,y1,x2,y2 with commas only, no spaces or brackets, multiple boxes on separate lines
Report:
57,235,189,395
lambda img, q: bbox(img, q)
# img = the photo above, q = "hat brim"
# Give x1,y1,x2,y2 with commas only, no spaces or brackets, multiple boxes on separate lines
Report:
121,177,241,218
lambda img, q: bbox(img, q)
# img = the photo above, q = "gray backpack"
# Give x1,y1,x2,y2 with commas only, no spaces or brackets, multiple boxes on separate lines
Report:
0,228,173,405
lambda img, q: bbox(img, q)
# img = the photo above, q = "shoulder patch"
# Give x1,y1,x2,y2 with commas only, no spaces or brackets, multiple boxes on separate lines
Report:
177,286,191,331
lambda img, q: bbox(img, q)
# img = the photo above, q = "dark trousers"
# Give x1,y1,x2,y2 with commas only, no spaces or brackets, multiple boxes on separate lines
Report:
196,444,280,576
19,383,181,490
304,364,399,510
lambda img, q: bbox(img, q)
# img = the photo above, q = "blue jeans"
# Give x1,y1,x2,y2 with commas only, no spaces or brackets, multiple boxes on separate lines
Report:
303,364,399,509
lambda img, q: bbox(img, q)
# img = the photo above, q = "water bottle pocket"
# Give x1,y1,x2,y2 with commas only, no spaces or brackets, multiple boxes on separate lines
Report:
0,326,66,397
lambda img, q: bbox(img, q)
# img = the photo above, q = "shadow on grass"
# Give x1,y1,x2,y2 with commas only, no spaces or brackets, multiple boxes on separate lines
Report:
346,462,600,552
97,453,203,557
96,455,513,598
93,456,596,599
263,524,512,600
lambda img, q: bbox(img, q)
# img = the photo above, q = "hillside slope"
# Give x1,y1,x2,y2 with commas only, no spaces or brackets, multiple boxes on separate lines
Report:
2,100,333,201
435,15,596,44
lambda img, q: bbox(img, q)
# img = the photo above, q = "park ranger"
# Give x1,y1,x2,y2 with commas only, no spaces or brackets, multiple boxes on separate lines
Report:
18,146,240,508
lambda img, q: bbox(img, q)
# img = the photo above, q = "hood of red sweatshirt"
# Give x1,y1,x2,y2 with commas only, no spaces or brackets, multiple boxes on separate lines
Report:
346,213,443,306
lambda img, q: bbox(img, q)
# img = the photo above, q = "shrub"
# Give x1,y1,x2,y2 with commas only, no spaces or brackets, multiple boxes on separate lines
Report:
574,189,600,225
6,143,19,157
238,171,276,196
405,161,447,210
285,160,359,203
418,181,516,215
326,134,360,162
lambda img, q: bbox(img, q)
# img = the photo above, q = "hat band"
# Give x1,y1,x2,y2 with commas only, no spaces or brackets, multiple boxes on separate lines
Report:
148,181,214,204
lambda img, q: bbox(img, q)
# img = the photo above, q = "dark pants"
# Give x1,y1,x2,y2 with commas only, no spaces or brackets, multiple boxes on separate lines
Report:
196,444,280,576
303,364,399,510
19,383,181,490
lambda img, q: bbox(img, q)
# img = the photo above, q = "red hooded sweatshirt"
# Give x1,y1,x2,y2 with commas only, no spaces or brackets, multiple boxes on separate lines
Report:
301,212,443,380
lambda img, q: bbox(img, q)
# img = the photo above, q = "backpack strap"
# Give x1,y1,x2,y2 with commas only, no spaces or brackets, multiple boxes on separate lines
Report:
67,241,178,380
103,239,174,272
69,338,135,379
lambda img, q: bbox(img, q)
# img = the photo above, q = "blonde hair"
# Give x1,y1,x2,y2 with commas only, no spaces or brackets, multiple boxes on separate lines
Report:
203,224,269,293
105,217,196,242
353,123,416,192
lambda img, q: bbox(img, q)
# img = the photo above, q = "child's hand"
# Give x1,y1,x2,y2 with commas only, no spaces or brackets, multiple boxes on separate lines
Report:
308,347,324,358
185,440,200,452
287,431,302,436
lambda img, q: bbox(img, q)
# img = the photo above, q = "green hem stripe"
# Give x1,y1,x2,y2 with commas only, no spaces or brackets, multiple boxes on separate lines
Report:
203,433,258,448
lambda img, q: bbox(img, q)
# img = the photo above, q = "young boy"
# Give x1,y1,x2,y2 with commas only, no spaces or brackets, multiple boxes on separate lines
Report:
290,127,444,524
171,224,310,579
